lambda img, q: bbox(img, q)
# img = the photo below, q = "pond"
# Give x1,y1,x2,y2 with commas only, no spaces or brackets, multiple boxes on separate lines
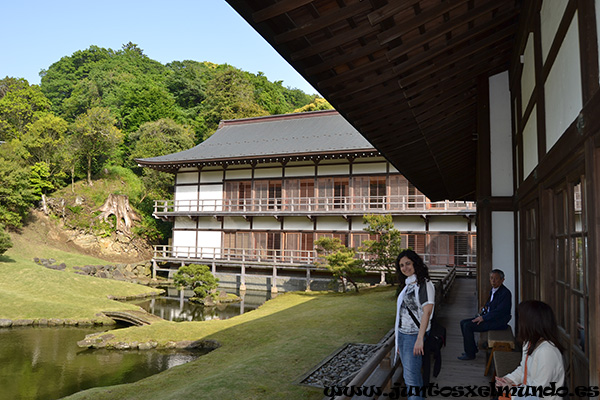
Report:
129,288,271,322
0,289,270,400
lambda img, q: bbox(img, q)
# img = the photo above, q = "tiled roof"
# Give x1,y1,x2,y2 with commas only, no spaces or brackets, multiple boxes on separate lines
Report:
136,110,376,167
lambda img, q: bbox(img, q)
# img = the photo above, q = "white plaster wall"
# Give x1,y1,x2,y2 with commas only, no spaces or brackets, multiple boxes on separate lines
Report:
489,71,514,197
316,216,350,231
197,231,222,257
428,216,469,232
521,32,536,115
254,167,283,178
174,185,198,212
253,217,282,230
176,171,198,184
492,211,516,330
545,13,582,151
353,162,387,175
223,217,251,230
286,166,315,177
173,217,196,229
351,216,367,231
225,168,252,180
283,217,314,230
540,0,569,62
196,216,222,230
199,184,223,211
389,163,399,173
172,230,196,257
200,170,223,183
522,105,538,179
317,164,349,176
392,216,426,231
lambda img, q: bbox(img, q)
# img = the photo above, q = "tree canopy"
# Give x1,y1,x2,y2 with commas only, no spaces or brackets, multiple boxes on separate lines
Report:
2,42,321,243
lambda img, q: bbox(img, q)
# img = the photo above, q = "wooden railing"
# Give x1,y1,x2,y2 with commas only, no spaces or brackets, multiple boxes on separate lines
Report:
323,266,457,400
152,245,476,269
152,195,475,215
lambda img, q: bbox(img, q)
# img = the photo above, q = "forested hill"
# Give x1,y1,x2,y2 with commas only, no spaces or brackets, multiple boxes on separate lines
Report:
0,42,331,251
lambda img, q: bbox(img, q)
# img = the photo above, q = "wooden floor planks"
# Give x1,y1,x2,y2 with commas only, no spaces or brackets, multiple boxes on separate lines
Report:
425,277,495,400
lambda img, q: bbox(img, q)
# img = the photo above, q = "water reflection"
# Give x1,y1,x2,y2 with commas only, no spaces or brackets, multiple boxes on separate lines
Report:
131,289,271,322
0,326,207,400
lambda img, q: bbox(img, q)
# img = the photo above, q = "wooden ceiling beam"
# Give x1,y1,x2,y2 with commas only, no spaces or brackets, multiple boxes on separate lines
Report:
398,38,514,89
275,0,372,43
336,82,400,109
388,10,517,68
252,0,314,23
376,0,471,45
305,41,381,75
379,1,507,57
367,1,415,26
327,68,399,97
402,43,512,97
290,24,376,61
318,56,391,89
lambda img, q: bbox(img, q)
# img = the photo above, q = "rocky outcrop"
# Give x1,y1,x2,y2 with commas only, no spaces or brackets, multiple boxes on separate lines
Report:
33,257,158,285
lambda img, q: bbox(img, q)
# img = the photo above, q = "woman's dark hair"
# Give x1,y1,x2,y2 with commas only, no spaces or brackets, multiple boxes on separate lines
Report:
517,300,564,355
395,249,430,285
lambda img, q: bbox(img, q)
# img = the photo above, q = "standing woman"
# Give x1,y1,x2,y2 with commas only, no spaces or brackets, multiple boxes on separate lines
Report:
495,300,565,400
394,249,435,400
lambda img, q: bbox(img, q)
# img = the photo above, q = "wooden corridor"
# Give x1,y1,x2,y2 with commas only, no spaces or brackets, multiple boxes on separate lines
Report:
427,277,495,399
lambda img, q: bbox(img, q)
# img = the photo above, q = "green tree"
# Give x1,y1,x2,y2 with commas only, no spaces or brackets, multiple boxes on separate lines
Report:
40,45,113,114
16,113,69,188
0,149,37,229
0,223,12,255
129,118,195,199
70,107,123,185
173,264,219,299
199,66,268,137
315,237,365,292
0,77,51,141
293,97,333,113
360,214,404,282
29,162,54,198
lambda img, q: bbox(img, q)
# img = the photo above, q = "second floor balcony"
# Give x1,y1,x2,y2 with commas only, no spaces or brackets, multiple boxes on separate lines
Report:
153,195,476,218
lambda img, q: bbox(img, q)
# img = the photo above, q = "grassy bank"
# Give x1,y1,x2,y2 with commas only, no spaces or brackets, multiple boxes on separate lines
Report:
0,232,161,321
65,287,396,400
2,225,397,399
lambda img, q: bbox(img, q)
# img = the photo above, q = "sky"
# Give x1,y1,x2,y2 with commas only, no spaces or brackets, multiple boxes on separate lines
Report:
0,0,319,95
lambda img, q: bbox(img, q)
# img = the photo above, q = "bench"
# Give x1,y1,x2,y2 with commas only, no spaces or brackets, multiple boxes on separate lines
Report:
493,351,522,378
484,326,515,376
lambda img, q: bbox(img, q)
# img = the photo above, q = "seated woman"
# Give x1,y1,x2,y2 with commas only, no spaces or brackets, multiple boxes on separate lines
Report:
495,300,565,400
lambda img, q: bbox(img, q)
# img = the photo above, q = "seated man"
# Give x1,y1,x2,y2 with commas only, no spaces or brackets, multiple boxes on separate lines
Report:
458,269,511,360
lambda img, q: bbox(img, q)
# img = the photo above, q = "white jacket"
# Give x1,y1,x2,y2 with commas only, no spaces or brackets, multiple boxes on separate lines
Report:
504,340,565,400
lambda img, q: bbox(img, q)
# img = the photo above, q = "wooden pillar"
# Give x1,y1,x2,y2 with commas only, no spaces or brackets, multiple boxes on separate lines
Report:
477,75,493,306
271,266,278,294
240,262,247,292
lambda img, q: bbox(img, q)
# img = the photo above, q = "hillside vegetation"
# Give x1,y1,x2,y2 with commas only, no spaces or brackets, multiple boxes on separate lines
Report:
0,42,333,251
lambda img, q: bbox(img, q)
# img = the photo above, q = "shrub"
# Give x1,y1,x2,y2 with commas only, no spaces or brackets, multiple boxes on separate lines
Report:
0,224,13,255
173,264,219,299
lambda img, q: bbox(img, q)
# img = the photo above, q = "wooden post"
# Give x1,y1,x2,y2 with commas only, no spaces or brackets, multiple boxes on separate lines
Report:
240,262,247,292
306,268,311,291
152,259,157,279
271,266,278,294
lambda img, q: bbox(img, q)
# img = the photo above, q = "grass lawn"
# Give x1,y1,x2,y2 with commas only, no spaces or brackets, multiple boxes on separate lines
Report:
64,287,397,400
0,232,162,321
2,225,397,399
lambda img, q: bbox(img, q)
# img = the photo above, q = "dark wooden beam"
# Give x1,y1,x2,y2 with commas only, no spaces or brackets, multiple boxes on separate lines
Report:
252,0,313,23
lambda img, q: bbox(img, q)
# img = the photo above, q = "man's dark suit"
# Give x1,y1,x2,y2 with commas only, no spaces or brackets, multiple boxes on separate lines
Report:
459,284,511,357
